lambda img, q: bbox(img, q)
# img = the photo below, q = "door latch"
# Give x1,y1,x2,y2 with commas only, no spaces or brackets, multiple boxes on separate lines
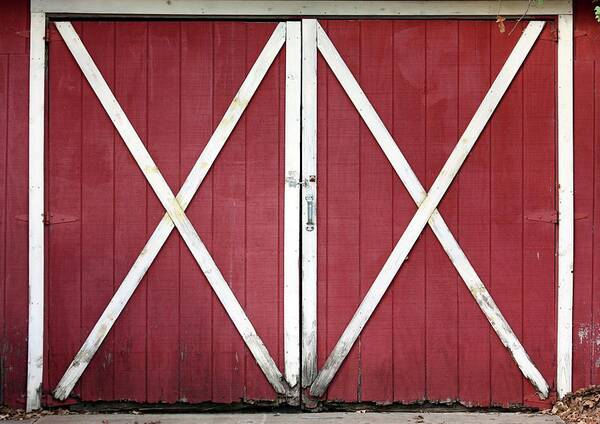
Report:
285,173,316,232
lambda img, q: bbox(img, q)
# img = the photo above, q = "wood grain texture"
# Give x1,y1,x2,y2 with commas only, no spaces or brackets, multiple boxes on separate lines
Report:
179,21,214,403
5,2,600,408
391,20,427,404
47,20,286,404
358,20,394,403
489,24,524,406
4,53,29,408
113,22,149,402
522,26,556,406
313,19,551,406
47,22,84,401
79,21,116,401
424,20,459,402
457,20,491,407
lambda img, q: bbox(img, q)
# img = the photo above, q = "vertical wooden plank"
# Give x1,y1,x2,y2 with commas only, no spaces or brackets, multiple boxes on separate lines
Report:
79,21,115,401
490,26,524,406
47,21,83,400
212,21,246,403
0,0,28,55
0,54,8,406
113,22,148,402
557,14,574,399
425,20,459,402
5,53,29,408
301,18,318,388
283,21,301,391
316,19,329,395
358,20,393,403
146,22,181,403
323,20,360,401
572,59,594,391
179,21,213,403
574,0,597,394
522,27,556,405
391,20,426,404
457,20,491,406
593,61,600,387
245,21,280,400
26,11,45,410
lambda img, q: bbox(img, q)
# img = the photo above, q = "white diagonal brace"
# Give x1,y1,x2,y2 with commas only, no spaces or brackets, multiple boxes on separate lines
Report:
310,21,548,398
53,21,288,399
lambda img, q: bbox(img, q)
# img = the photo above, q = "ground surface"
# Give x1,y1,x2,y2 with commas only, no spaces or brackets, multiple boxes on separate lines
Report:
1,412,564,424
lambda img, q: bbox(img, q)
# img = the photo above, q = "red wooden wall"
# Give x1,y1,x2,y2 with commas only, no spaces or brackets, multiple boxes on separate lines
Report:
0,0,599,409
45,20,285,405
315,19,556,407
0,0,31,409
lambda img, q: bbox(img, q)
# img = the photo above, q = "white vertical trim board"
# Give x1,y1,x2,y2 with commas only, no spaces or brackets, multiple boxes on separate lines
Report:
309,20,549,398
284,21,302,390
52,21,288,400
26,11,46,413
557,13,574,399
301,18,318,388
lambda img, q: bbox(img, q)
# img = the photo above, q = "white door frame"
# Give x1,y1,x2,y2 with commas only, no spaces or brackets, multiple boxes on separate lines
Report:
28,0,573,411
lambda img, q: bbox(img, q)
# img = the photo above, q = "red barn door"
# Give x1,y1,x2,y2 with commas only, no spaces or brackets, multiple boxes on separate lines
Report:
302,19,557,408
45,20,301,405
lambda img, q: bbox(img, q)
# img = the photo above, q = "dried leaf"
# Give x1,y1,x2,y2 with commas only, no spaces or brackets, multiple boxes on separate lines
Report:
496,16,506,33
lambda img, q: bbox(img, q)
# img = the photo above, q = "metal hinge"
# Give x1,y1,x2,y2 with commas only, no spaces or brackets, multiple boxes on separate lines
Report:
16,213,79,225
525,211,588,224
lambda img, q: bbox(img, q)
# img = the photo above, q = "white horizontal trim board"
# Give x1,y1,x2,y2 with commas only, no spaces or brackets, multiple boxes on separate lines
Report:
32,0,572,16
52,21,288,400
309,20,550,398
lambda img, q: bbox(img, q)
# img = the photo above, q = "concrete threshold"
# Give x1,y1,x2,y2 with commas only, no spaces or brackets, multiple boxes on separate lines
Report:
5,412,564,424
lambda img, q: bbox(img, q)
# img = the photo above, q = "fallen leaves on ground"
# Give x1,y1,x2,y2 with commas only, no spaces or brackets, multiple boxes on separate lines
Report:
547,386,600,424
0,406,73,421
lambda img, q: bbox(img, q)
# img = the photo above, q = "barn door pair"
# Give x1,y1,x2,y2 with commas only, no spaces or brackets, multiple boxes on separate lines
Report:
49,18,554,406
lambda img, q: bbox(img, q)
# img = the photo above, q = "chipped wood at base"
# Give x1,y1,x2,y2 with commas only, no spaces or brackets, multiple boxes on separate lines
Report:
557,13,574,400
309,21,549,398
26,11,46,413
284,21,301,390
52,21,288,400
301,18,318,388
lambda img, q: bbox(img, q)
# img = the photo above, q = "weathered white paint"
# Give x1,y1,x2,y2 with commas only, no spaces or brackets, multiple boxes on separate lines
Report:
31,0,572,16
26,11,46,413
557,13,574,399
310,21,549,398
301,18,318,388
52,21,288,400
284,21,302,390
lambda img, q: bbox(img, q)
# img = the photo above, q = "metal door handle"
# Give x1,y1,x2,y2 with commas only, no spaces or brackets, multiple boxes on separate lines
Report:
306,191,315,232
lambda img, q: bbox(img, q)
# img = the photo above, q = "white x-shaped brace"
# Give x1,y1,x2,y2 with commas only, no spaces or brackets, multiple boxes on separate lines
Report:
306,21,551,399
52,19,551,402
52,21,296,400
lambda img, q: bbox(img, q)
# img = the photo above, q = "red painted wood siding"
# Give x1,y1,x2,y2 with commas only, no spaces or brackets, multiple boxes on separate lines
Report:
0,0,600,409
44,20,285,405
315,19,556,407
0,0,30,408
